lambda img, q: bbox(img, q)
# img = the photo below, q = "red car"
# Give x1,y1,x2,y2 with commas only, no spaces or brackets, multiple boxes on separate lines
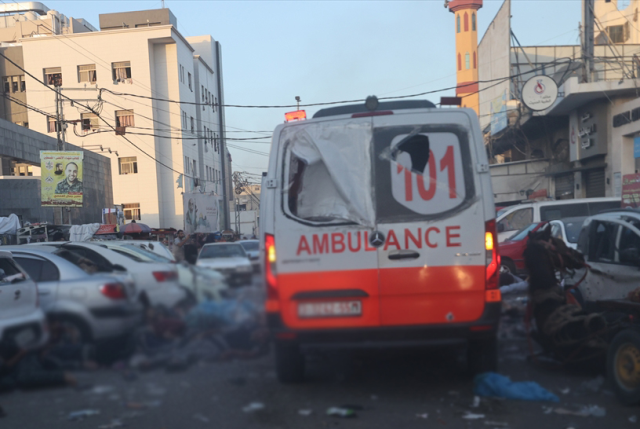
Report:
498,222,547,275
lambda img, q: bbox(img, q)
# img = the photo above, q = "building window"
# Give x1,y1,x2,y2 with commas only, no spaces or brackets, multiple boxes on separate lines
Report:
473,52,477,69
182,110,187,130
190,116,194,133
457,15,460,33
464,12,469,32
118,156,138,175
123,203,141,220
188,72,192,91
81,112,100,131
44,67,62,86
472,13,476,31
180,65,184,83
465,52,470,70
112,61,132,83
201,85,205,102
78,64,97,84
608,24,628,43
2,76,26,93
47,116,62,133
116,110,135,128
457,53,461,71
192,160,197,177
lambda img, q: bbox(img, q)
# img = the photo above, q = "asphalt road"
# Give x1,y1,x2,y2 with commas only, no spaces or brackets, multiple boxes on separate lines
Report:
1,303,638,428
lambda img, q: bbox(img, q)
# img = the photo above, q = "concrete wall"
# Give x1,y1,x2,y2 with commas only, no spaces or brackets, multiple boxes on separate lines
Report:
99,9,177,31
0,117,113,224
490,159,552,203
478,0,510,132
0,45,28,125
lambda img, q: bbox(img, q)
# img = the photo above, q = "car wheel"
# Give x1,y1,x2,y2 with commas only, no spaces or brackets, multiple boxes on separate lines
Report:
54,314,92,344
467,336,498,375
500,259,517,275
608,329,640,405
275,342,305,383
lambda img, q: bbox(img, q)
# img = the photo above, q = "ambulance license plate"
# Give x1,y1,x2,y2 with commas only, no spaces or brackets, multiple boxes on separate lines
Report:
298,301,362,318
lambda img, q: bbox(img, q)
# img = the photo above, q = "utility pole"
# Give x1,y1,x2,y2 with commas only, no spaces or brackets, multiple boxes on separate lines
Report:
582,0,595,83
55,86,64,151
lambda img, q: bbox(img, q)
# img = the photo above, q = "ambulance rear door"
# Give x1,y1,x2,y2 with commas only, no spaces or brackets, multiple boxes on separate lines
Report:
273,117,381,330
372,111,486,326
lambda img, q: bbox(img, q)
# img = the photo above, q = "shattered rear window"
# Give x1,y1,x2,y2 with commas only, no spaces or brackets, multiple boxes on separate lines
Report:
373,124,475,223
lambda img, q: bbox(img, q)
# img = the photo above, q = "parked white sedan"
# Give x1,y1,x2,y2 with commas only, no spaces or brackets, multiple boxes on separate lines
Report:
0,250,48,349
196,243,253,286
29,242,186,308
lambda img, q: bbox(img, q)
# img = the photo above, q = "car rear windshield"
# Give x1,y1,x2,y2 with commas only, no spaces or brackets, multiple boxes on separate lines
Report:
562,218,586,243
199,245,246,259
54,248,105,274
239,241,259,251
507,223,540,242
119,244,171,263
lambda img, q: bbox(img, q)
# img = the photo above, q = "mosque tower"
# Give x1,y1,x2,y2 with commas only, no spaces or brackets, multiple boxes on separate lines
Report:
447,0,483,114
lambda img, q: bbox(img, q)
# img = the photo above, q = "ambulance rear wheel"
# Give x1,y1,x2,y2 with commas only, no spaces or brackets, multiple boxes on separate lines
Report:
275,342,305,383
467,336,498,375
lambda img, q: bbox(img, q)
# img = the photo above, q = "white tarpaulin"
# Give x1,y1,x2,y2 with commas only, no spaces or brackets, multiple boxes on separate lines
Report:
282,121,374,227
0,214,21,235
69,223,100,242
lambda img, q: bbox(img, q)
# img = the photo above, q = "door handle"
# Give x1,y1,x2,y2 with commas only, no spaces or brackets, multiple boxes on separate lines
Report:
14,290,20,300
388,250,420,260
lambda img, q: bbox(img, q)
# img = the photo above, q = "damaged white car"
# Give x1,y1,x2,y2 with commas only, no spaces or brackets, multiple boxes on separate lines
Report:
572,209,640,306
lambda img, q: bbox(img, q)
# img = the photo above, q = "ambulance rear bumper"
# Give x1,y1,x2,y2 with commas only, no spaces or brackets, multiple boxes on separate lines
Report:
268,302,501,351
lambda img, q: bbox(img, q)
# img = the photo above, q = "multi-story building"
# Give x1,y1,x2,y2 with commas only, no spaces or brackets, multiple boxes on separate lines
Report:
0,3,230,229
474,0,640,204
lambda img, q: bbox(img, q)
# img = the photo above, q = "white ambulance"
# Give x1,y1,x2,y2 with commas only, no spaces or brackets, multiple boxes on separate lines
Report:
260,97,500,382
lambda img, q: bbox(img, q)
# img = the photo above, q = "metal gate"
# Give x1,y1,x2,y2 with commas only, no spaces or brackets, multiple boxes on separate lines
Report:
555,174,575,200
585,169,605,198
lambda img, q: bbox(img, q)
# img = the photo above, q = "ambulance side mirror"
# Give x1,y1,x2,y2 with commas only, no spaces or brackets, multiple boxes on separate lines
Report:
497,223,505,233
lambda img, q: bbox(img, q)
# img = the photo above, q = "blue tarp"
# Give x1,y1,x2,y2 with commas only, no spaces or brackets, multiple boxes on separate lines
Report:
474,372,559,402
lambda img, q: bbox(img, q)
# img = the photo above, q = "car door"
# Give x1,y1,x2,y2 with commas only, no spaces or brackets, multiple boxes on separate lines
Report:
372,112,486,326
580,220,621,302
610,223,640,298
12,255,60,309
0,255,37,320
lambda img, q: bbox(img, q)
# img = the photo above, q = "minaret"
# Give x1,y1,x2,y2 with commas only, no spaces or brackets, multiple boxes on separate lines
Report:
448,0,483,115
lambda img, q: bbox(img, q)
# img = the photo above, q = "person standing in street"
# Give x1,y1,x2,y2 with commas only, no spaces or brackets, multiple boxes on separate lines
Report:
173,230,189,262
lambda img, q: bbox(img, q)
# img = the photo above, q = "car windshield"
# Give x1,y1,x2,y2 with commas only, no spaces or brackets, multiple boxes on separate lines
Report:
199,244,246,259
506,223,540,242
562,218,586,243
0,258,25,283
239,241,259,252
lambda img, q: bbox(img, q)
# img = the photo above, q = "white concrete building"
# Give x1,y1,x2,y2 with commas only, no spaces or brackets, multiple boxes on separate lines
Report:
0,5,230,228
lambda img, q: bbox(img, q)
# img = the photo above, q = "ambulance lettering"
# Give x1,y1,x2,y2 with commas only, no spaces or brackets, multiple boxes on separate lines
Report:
296,227,462,256
391,133,466,215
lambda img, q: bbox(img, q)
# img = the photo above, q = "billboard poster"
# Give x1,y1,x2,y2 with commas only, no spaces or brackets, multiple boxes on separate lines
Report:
622,173,640,208
490,90,507,135
40,151,84,207
183,193,222,234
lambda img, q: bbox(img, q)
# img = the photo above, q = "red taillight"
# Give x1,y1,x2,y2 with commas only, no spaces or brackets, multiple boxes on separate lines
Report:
152,271,178,282
264,234,279,310
100,283,127,300
485,219,500,291
351,110,393,118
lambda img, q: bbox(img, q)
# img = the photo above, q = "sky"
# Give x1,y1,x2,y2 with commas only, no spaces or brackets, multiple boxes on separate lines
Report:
41,0,587,176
